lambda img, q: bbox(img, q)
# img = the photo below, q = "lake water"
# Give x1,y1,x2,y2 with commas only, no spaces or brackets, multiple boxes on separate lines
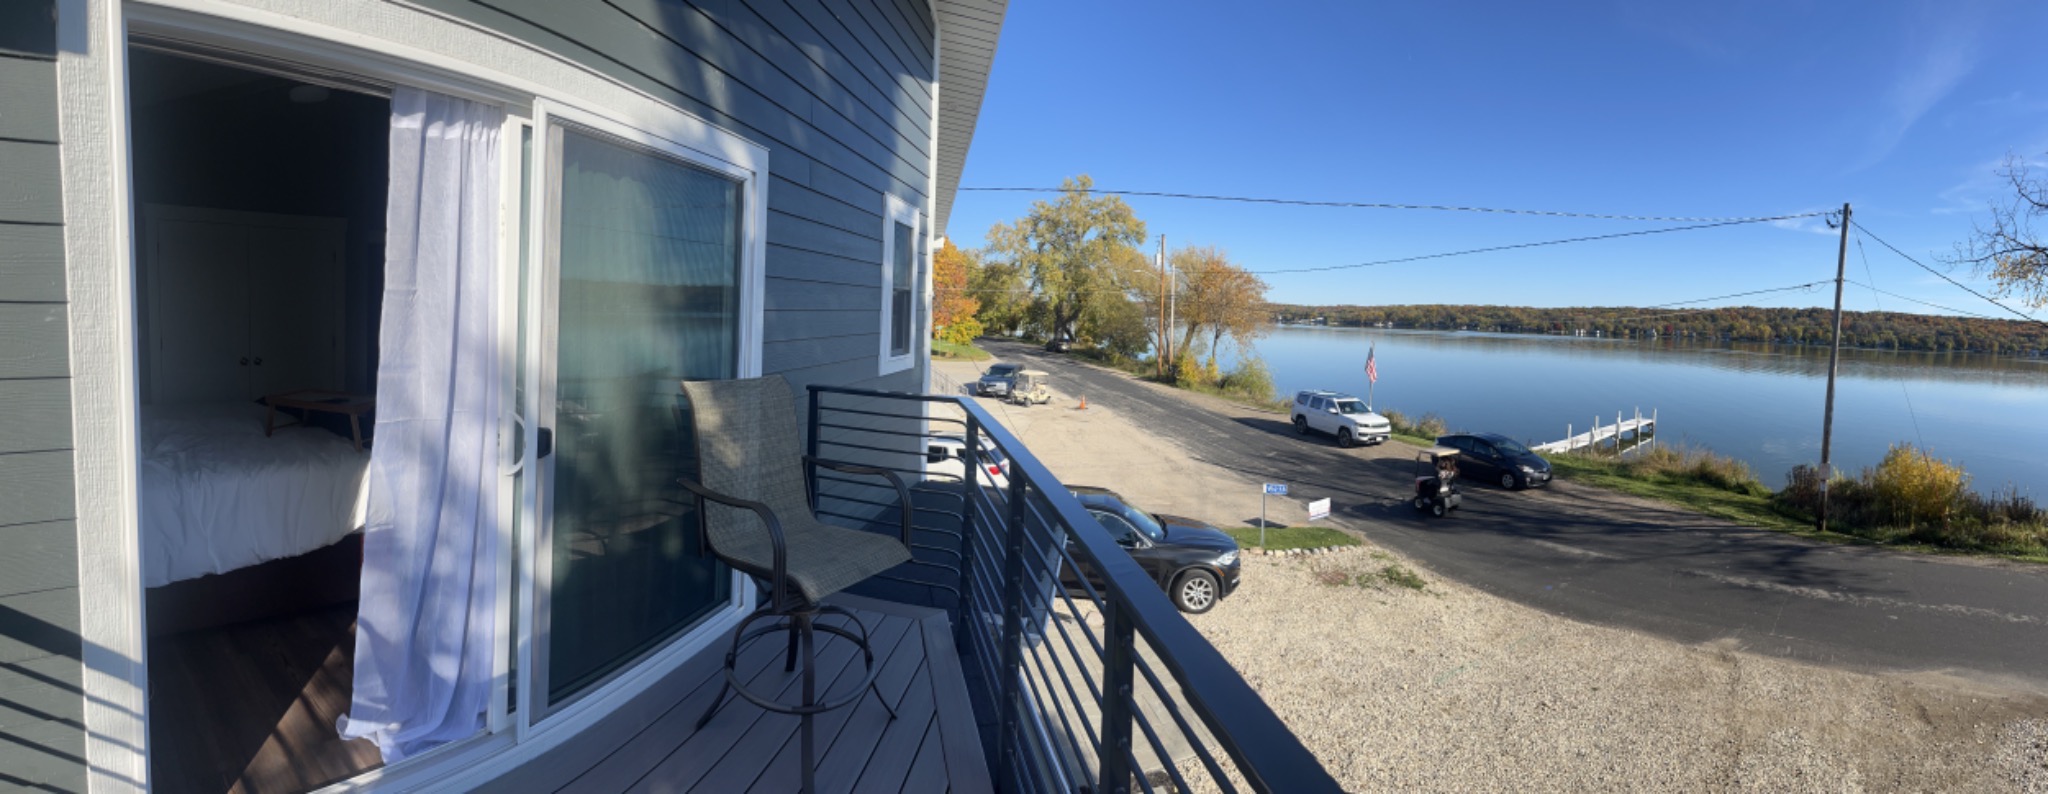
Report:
1224,325,2048,497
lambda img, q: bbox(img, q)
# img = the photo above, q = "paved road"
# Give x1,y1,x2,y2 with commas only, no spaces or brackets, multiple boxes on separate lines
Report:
981,341,2048,692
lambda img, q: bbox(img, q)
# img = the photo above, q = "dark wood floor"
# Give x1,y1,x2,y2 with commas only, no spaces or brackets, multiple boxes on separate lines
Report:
486,595,992,793
147,602,381,793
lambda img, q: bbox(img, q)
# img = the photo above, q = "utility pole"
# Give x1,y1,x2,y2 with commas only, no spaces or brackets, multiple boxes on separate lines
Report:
1819,202,1850,534
1164,235,1174,371
1156,236,1168,378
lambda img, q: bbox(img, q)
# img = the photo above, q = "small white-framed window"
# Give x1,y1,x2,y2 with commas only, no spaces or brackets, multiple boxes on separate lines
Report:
880,193,922,374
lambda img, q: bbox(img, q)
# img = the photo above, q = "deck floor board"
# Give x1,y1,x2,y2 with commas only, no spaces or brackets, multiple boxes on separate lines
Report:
509,595,989,793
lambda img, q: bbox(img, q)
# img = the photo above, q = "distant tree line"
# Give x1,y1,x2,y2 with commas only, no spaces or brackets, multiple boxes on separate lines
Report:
1269,303,2048,355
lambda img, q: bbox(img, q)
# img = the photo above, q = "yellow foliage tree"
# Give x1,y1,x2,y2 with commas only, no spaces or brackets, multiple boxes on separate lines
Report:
931,239,982,345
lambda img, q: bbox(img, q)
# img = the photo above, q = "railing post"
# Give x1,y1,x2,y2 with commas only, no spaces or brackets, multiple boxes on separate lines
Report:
998,473,1027,785
959,409,980,655
1097,597,1137,794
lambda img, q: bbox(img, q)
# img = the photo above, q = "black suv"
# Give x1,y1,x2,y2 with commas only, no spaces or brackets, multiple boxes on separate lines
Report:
1064,486,1241,613
1435,432,1553,490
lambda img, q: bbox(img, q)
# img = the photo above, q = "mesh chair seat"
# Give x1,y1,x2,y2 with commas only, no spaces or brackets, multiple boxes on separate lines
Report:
716,512,912,604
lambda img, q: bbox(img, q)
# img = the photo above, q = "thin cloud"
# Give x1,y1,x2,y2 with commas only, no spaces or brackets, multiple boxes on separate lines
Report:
1933,147,2048,216
1848,14,1984,172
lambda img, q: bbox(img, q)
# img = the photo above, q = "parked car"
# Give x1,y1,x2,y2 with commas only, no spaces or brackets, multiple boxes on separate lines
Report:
1291,390,1392,448
973,362,1025,397
1063,486,1241,614
1044,335,1072,353
1434,432,1553,490
925,435,1011,490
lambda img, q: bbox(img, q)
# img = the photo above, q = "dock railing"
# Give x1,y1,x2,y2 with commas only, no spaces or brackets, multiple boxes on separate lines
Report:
806,384,1340,794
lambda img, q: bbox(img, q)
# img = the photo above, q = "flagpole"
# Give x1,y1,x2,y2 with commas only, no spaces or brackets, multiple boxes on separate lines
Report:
1365,343,1376,411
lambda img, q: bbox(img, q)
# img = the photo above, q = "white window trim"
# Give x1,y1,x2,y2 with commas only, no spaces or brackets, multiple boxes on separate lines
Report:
879,193,921,375
63,1,772,791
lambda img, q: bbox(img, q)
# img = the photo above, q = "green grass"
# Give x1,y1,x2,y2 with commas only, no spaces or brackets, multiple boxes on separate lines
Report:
1224,524,1360,551
932,338,991,361
1547,451,1809,533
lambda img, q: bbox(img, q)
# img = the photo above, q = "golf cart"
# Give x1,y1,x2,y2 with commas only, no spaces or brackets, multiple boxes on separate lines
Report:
1412,445,1463,517
1007,369,1053,406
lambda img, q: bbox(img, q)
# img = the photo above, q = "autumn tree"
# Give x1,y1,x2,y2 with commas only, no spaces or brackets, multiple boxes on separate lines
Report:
1949,152,2048,308
985,175,1147,344
1170,245,1270,370
967,256,1028,335
931,239,982,345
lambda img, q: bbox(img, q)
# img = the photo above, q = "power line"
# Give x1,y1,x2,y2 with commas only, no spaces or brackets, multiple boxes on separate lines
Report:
1841,278,1998,320
1246,216,1805,275
1850,220,2048,328
960,186,1830,224
1851,237,1927,450
1589,281,1830,323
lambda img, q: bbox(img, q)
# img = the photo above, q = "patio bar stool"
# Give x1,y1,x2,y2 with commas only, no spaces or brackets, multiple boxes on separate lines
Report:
677,375,914,793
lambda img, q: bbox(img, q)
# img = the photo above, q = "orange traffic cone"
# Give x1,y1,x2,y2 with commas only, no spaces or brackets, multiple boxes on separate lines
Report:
1076,395,1088,410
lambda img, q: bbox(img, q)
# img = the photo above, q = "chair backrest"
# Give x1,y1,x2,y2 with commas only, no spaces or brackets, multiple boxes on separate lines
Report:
679,375,812,550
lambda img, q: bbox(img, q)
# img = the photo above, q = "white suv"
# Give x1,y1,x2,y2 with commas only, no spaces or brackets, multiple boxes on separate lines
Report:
1292,390,1391,448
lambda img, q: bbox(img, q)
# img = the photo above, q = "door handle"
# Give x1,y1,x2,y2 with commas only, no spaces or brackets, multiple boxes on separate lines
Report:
536,427,554,459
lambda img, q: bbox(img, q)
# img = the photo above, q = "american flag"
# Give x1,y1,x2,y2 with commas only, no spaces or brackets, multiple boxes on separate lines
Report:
1365,344,1378,384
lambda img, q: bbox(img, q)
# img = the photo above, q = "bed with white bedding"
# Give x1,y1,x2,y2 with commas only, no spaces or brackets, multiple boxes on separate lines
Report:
140,402,370,588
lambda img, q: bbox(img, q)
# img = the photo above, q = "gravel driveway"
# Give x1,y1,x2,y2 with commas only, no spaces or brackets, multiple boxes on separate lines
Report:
935,357,2048,792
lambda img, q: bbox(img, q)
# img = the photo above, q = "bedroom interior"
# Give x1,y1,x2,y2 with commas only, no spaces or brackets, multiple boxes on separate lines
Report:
129,46,392,792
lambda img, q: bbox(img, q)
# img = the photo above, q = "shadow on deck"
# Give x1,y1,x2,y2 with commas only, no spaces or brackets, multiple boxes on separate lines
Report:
486,595,991,793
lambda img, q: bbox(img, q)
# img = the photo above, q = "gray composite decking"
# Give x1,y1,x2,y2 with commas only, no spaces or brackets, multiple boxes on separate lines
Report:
487,595,991,793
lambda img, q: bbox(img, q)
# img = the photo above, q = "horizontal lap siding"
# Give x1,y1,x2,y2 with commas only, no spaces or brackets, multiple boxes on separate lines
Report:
416,0,936,398
0,6,85,790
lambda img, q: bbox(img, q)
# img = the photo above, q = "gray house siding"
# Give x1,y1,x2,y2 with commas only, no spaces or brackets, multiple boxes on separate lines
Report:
410,0,939,399
0,1,87,791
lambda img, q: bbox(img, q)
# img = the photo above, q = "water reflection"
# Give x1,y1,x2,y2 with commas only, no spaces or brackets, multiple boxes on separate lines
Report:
1238,326,2048,497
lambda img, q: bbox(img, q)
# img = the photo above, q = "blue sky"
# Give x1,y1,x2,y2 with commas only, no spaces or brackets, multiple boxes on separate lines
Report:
945,0,2048,315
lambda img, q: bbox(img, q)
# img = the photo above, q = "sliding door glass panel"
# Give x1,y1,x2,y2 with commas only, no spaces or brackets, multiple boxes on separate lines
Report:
543,122,738,704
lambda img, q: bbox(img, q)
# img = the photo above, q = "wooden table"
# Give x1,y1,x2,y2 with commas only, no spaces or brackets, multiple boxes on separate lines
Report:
263,390,375,451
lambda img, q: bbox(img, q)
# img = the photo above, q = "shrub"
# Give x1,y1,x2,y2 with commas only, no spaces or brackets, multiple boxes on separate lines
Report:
1381,408,1410,433
1415,412,1449,439
1173,354,1209,387
1219,357,1276,402
1870,443,1968,528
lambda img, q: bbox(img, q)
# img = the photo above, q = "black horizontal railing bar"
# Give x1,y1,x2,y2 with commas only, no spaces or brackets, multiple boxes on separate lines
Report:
1019,643,1103,784
813,419,966,441
1015,671,1097,785
812,384,970,405
808,385,1340,793
811,438,941,465
1032,593,1107,697
1016,588,1106,695
1130,706,1194,794
1131,649,1235,785
811,490,962,522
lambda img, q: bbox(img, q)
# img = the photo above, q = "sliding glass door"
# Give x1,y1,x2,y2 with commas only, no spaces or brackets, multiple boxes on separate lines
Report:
532,116,746,710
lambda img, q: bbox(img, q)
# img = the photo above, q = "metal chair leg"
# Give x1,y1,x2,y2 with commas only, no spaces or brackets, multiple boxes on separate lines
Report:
799,612,817,794
784,621,801,672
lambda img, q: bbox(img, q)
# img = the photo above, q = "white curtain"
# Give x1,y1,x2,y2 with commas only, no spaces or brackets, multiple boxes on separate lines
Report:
339,86,504,762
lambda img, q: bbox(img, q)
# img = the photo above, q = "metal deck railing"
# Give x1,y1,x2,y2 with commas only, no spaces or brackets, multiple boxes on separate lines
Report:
805,385,1339,794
